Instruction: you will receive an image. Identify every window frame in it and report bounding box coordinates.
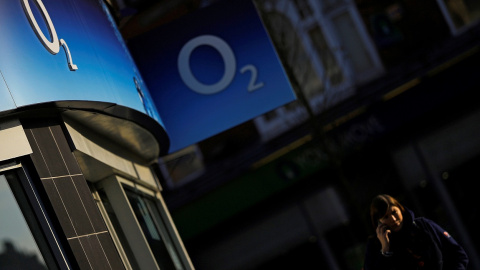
[94,175,193,270]
[0,161,72,270]
[253,0,383,142]
[123,186,185,270]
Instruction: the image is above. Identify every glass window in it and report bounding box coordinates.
[97,189,140,270]
[331,12,374,74]
[94,176,192,270]
[308,25,344,86]
[0,174,47,270]
[125,188,184,270]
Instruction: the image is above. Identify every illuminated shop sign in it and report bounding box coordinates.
[0,0,162,126]
[129,0,296,153]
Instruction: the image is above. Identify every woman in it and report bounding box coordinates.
[363,194,468,269]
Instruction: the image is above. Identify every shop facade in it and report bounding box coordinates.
[0,0,193,269]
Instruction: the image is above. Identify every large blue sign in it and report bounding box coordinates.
[129,0,296,153]
[0,0,161,125]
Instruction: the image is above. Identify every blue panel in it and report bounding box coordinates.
[0,0,162,126]
[129,0,296,153]
[0,70,16,111]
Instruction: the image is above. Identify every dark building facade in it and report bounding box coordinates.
[107,0,480,269]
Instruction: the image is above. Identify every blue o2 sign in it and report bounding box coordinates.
[0,0,162,126]
[129,0,296,153]
[178,35,264,95]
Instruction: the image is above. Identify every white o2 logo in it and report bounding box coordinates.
[178,35,264,95]
[21,0,78,71]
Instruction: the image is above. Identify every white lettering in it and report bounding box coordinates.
[178,35,236,95]
[22,0,77,71]
[178,35,264,95]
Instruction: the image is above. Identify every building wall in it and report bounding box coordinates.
[23,118,125,269]
[0,113,193,270]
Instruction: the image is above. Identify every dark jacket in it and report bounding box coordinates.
[364,208,468,270]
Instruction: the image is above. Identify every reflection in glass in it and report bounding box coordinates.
[332,12,374,75]
[0,175,47,270]
[308,25,344,86]
[125,189,184,270]
[98,189,140,270]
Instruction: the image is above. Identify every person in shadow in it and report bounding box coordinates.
[363,194,468,269]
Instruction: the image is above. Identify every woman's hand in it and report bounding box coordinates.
[376,222,391,253]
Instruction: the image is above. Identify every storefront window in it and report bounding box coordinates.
[0,174,47,269]
[125,189,184,270]
[97,189,140,270]
[94,175,192,270]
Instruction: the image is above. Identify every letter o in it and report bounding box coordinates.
[22,0,60,54]
[178,35,236,95]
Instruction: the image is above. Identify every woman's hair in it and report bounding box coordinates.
[370,194,405,228]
